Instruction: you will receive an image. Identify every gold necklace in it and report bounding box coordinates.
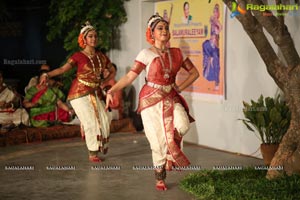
[153,46,172,80]
[86,52,103,80]
[83,49,95,56]
[153,45,166,53]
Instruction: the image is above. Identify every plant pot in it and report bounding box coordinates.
[260,143,279,166]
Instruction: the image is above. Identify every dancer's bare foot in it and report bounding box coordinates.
[89,155,101,163]
[156,180,167,191]
[155,166,167,190]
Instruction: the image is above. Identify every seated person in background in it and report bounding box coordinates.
[102,63,123,120]
[25,64,50,94]
[25,64,64,94]
[0,71,30,129]
[23,71,74,127]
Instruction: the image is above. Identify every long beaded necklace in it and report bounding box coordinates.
[85,51,103,80]
[153,46,172,80]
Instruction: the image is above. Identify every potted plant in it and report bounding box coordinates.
[239,94,291,165]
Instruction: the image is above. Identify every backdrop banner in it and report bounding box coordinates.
[155,0,225,102]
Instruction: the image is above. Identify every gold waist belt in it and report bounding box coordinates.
[78,78,100,88]
[147,82,175,93]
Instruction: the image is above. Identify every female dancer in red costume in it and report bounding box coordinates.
[40,22,114,162]
[106,14,199,190]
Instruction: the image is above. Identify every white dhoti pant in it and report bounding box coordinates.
[141,102,190,167]
[70,93,111,152]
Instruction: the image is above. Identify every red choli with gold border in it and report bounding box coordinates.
[67,51,112,100]
[132,48,194,113]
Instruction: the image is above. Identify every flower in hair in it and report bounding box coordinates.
[78,33,85,48]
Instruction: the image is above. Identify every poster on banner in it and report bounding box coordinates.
[155,0,225,102]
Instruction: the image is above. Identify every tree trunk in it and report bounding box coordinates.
[267,64,300,179]
[222,0,300,179]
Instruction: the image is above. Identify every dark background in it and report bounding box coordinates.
[0,0,67,96]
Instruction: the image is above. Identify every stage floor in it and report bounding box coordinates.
[0,132,263,200]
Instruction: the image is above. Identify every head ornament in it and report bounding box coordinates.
[80,21,95,36]
[147,13,168,30]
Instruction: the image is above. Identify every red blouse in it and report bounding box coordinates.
[132,48,195,112]
[67,51,112,100]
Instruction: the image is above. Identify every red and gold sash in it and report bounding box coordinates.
[139,85,192,168]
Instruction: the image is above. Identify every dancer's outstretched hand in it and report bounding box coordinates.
[105,92,113,112]
[39,73,48,86]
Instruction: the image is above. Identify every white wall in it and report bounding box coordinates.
[110,0,154,109]
[110,0,300,158]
